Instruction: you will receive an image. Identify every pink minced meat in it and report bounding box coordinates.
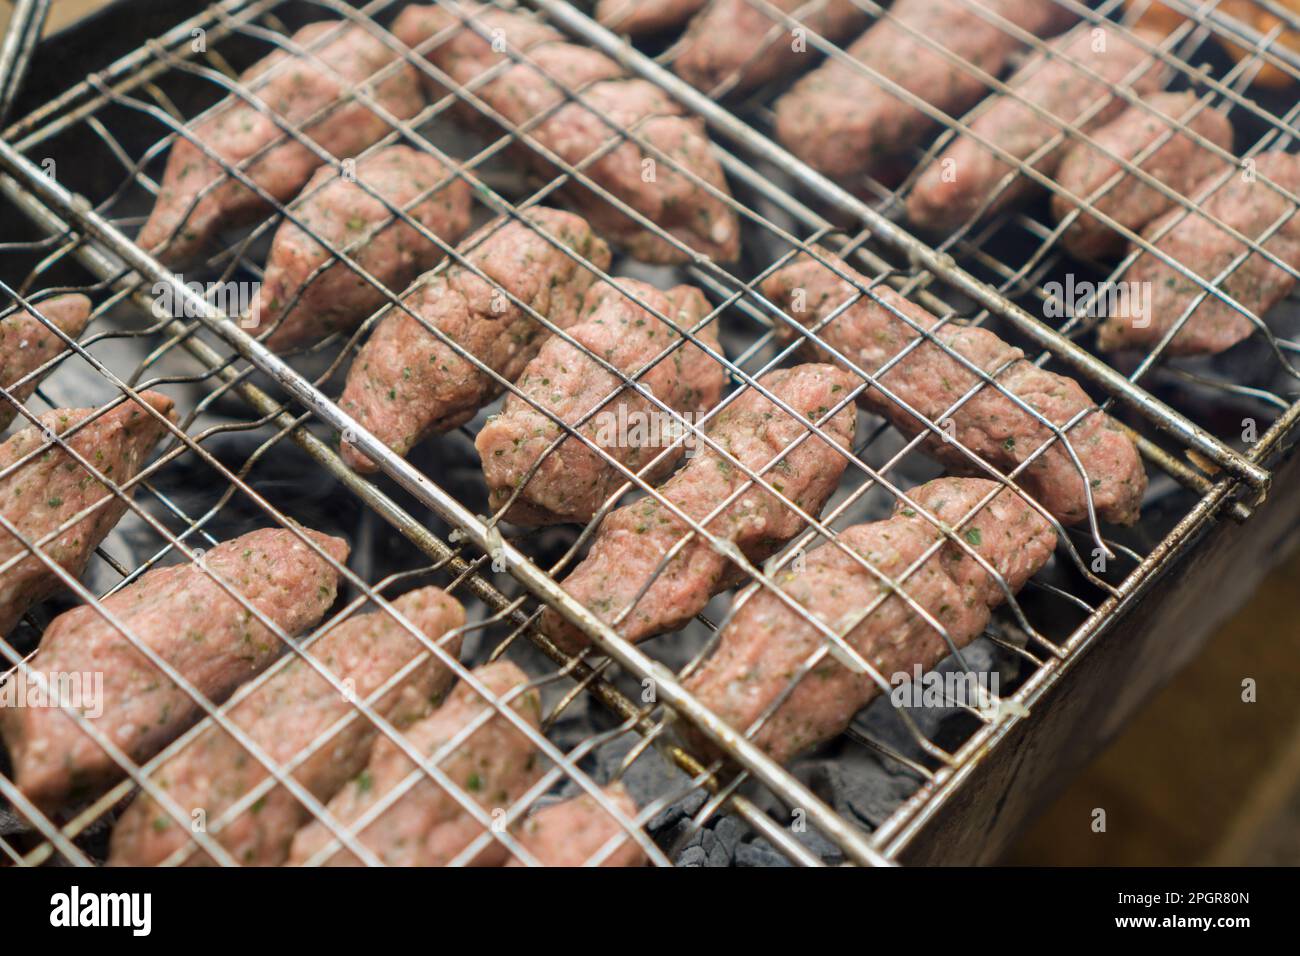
[0,294,93,430]
[108,586,465,866]
[393,3,740,264]
[287,660,543,867]
[908,25,1166,232]
[339,208,612,472]
[1,526,349,810]
[505,783,646,867]
[246,145,472,352]
[137,21,424,263]
[595,0,707,35]
[683,477,1056,764]
[0,391,176,637]
[674,1,869,96]
[1051,91,1234,260]
[775,0,1077,178]
[1099,150,1300,356]
[476,278,726,526]
[761,250,1146,526]
[541,363,858,652]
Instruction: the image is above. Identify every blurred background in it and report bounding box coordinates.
[1009,550,1300,866]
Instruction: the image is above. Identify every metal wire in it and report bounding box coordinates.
[0,0,1295,867]
[0,0,51,126]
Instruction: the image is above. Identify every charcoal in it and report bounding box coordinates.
[616,738,708,835]
[855,637,1012,762]
[795,756,920,830]
[712,815,746,857]
[660,802,751,867]
[789,821,844,865]
[675,824,731,867]
[736,838,793,868]
[655,815,695,854]
[646,789,708,835]
[676,844,709,867]
[0,806,24,837]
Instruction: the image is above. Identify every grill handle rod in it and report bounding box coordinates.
[0,0,51,126]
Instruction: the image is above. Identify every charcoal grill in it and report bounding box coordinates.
[0,0,1296,867]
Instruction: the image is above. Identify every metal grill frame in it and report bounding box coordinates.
[0,0,1295,867]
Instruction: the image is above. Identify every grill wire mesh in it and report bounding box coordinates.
[0,0,1295,866]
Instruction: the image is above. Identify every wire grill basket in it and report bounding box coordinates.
[0,0,1296,866]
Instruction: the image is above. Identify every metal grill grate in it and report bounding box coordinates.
[0,0,1296,866]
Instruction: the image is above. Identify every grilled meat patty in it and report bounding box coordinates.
[393,3,740,264]
[596,0,707,35]
[673,0,869,95]
[247,145,473,352]
[1051,91,1235,260]
[138,20,424,263]
[287,660,543,867]
[908,25,1166,231]
[775,0,1076,179]
[683,477,1056,764]
[762,250,1146,526]
[541,363,858,652]
[1099,150,1300,356]
[339,208,611,472]
[476,279,726,526]
[505,783,646,866]
[108,586,465,867]
[0,391,176,638]
[1,526,349,810]
[0,294,93,431]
